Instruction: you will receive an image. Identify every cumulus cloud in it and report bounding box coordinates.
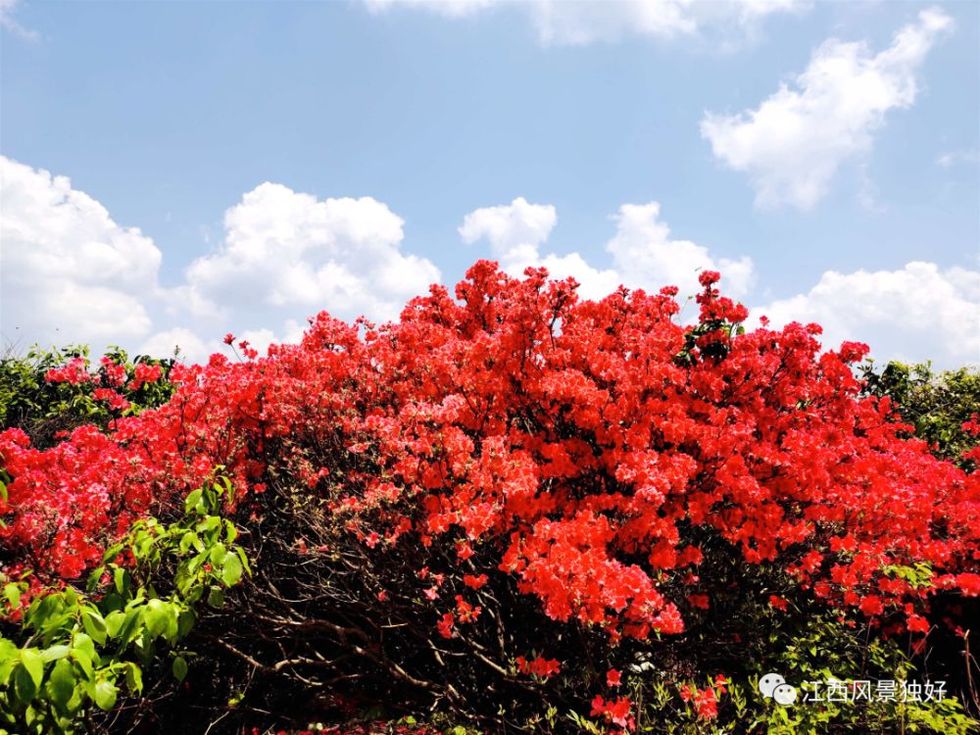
[183,182,440,327]
[139,327,214,364]
[1,157,440,360]
[460,197,753,300]
[606,202,754,297]
[755,262,980,366]
[0,156,162,350]
[701,8,953,209]
[364,0,806,46]
[459,197,557,266]
[4,154,975,369]
[0,0,38,40]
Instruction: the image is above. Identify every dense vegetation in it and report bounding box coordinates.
[0,262,977,734]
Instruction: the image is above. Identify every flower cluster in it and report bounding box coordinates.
[2,260,977,654]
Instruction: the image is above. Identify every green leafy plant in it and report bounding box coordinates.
[0,345,175,450]
[0,476,248,734]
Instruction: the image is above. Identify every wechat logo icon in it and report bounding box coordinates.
[759,672,798,706]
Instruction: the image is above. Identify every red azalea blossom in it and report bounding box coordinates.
[591,694,634,729]
[859,594,885,617]
[687,593,710,609]
[769,595,789,611]
[0,261,976,665]
[907,614,930,633]
[516,655,560,678]
[463,573,488,589]
[44,357,92,385]
[92,388,130,412]
[436,612,455,639]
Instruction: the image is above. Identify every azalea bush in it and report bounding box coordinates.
[0,345,175,450]
[0,261,978,733]
[861,361,980,471]
[0,475,246,734]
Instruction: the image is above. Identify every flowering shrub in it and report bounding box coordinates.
[0,346,174,450]
[0,476,246,734]
[0,261,977,732]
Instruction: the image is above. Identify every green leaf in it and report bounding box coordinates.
[93,679,117,711]
[47,658,75,708]
[177,608,196,638]
[40,644,70,663]
[172,655,188,682]
[3,583,21,610]
[113,567,127,595]
[236,547,252,576]
[71,647,93,678]
[179,531,202,554]
[81,609,107,645]
[123,662,143,694]
[143,599,170,638]
[114,609,142,646]
[0,638,19,681]
[71,633,97,669]
[19,648,44,689]
[13,662,37,703]
[86,565,106,592]
[104,610,126,639]
[221,554,243,587]
[219,475,234,504]
[209,542,227,567]
[184,488,203,515]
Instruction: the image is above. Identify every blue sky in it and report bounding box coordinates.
[1,0,978,365]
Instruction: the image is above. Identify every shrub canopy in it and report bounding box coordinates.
[1,262,978,731]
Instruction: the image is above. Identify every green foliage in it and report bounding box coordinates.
[0,345,175,449]
[557,602,978,734]
[0,477,248,734]
[629,611,980,735]
[861,361,980,470]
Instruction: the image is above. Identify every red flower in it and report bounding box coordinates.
[687,593,710,610]
[436,612,455,639]
[907,614,930,633]
[769,595,788,611]
[606,668,622,687]
[0,260,974,691]
[698,270,721,287]
[591,695,633,729]
[859,595,885,617]
[956,573,980,597]
[516,656,560,679]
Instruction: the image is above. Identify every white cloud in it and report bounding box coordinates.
[606,202,754,297]
[183,182,440,327]
[0,0,38,41]
[139,327,214,363]
[365,0,497,18]
[0,156,161,350]
[365,0,806,46]
[755,261,980,366]
[1,157,440,360]
[459,197,753,300]
[936,148,980,168]
[4,155,975,370]
[459,196,557,266]
[701,8,953,209]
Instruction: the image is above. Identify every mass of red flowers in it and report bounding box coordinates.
[1,261,978,663]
